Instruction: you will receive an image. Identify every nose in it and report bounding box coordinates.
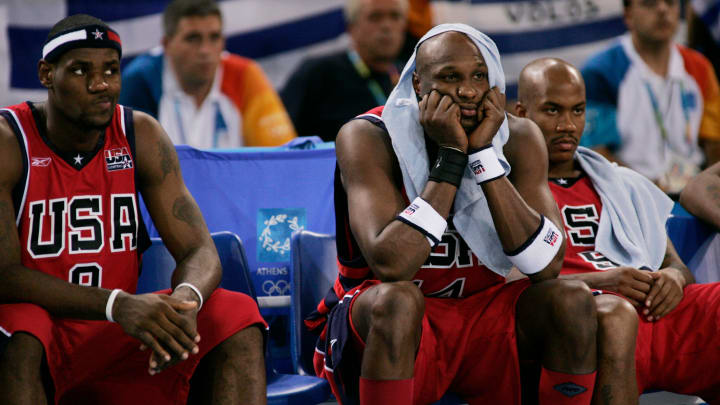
[457,82,478,101]
[87,72,108,93]
[556,112,577,133]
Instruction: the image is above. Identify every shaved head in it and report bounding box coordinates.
[415,31,481,77]
[515,58,587,173]
[517,58,584,108]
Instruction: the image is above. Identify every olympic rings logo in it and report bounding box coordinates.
[262,279,290,295]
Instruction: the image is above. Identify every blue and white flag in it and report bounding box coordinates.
[0,0,626,104]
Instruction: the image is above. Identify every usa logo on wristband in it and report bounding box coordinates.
[404,203,419,215]
[543,229,559,246]
[470,160,486,175]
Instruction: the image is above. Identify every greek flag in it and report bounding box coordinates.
[0,0,626,105]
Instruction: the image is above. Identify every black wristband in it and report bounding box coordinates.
[428,147,468,188]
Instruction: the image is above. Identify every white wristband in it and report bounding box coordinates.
[175,282,204,310]
[396,197,447,248]
[468,145,505,184]
[506,216,563,275]
[106,288,122,322]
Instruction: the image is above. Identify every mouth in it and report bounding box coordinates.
[459,105,478,118]
[552,137,577,151]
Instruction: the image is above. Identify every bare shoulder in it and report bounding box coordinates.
[335,118,398,180]
[504,114,548,165]
[0,114,22,188]
[132,110,180,187]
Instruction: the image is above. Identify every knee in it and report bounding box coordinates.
[1,333,44,374]
[369,281,424,337]
[596,296,638,354]
[545,280,597,335]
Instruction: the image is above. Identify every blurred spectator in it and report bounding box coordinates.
[580,0,720,194]
[120,0,296,148]
[280,0,409,142]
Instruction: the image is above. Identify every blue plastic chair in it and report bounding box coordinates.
[138,231,330,405]
[290,230,337,376]
[290,230,465,404]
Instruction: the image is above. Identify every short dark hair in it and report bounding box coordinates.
[163,0,222,37]
[623,0,630,8]
[47,14,109,42]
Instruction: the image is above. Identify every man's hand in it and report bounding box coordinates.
[468,87,506,149]
[112,292,200,374]
[600,266,654,307]
[418,90,468,152]
[643,267,686,321]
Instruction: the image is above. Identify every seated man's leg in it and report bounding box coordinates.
[188,324,266,405]
[351,281,424,405]
[516,279,597,405]
[187,289,267,405]
[593,294,639,405]
[0,332,50,405]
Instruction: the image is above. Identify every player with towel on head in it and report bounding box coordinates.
[307,23,600,405]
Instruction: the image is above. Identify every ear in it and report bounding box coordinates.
[514,101,528,117]
[412,71,421,98]
[38,60,53,89]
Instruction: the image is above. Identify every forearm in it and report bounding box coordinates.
[560,271,612,290]
[170,241,221,306]
[365,180,458,282]
[481,177,541,250]
[0,264,111,319]
[679,171,720,230]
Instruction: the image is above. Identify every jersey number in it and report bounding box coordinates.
[69,263,103,287]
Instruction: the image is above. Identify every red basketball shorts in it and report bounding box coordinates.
[0,288,266,404]
[314,279,531,405]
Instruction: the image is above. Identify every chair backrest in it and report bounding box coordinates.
[137,231,257,300]
[290,230,337,375]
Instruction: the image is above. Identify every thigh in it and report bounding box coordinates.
[646,283,720,398]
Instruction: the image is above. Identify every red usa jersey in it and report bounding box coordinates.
[1,102,146,293]
[549,175,619,275]
[307,106,505,331]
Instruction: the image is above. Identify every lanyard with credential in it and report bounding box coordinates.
[643,80,692,146]
[347,49,397,106]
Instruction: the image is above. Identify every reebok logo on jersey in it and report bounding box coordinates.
[404,203,419,215]
[105,147,133,172]
[31,157,51,167]
[553,382,587,397]
[470,160,485,175]
[543,229,559,247]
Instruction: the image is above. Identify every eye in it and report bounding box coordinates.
[443,73,458,81]
[573,107,585,115]
[72,67,85,76]
[545,107,558,115]
[474,72,487,80]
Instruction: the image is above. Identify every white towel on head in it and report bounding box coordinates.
[382,23,514,276]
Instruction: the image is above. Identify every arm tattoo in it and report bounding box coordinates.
[708,184,720,209]
[158,140,179,181]
[172,195,202,227]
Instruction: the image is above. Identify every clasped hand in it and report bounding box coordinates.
[418,87,506,152]
[604,266,686,321]
[113,291,200,375]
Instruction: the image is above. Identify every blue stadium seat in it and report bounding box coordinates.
[138,231,331,405]
[290,230,464,404]
[290,230,337,376]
